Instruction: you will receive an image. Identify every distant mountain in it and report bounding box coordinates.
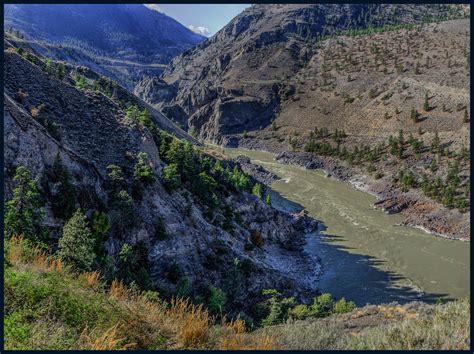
[135,4,468,139]
[4,4,205,89]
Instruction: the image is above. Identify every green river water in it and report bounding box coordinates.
[219,146,470,305]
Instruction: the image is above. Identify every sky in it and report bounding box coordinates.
[145,4,251,37]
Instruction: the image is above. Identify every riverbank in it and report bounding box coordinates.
[213,144,469,302]
[219,137,469,241]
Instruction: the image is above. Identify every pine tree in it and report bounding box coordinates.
[56,62,65,80]
[463,109,469,123]
[58,209,95,271]
[431,132,440,154]
[397,129,405,159]
[271,120,278,131]
[411,107,419,122]
[5,166,46,243]
[423,92,430,111]
[51,153,76,220]
[133,152,155,186]
[163,164,181,192]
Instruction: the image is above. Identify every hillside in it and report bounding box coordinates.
[4,4,205,89]
[4,37,324,326]
[5,236,469,350]
[136,4,468,137]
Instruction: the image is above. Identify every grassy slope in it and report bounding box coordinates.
[4,236,470,350]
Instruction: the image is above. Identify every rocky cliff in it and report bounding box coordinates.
[4,40,321,318]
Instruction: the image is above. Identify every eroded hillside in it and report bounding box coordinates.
[4,39,321,322]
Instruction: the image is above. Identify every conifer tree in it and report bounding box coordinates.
[5,166,46,243]
[58,209,95,271]
[51,153,76,220]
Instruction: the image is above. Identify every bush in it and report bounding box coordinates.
[206,286,227,315]
[165,263,181,284]
[117,241,153,290]
[333,298,356,314]
[133,152,155,186]
[252,183,262,198]
[261,289,295,327]
[192,172,218,207]
[288,304,312,320]
[311,293,335,317]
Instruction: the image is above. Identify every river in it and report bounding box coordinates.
[218,146,470,305]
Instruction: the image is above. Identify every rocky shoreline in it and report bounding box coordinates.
[226,139,470,241]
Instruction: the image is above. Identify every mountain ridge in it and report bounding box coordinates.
[4,4,205,89]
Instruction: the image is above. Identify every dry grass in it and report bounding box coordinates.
[109,279,128,300]
[6,235,23,265]
[79,323,136,350]
[8,235,63,273]
[166,298,211,348]
[82,271,101,288]
[218,319,276,350]
[5,237,279,350]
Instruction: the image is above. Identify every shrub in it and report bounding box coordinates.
[333,298,356,314]
[244,243,255,252]
[117,242,153,290]
[75,75,87,89]
[252,183,262,198]
[176,278,191,298]
[311,293,335,317]
[266,193,271,206]
[90,211,111,236]
[288,304,312,320]
[222,204,234,234]
[206,286,227,315]
[165,263,182,284]
[133,152,155,186]
[261,289,295,327]
[192,172,218,207]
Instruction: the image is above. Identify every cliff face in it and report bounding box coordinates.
[4,43,320,316]
[135,4,467,140]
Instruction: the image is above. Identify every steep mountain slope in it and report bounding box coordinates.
[4,4,205,89]
[4,39,320,320]
[136,4,468,138]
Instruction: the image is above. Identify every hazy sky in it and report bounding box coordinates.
[145,4,251,36]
